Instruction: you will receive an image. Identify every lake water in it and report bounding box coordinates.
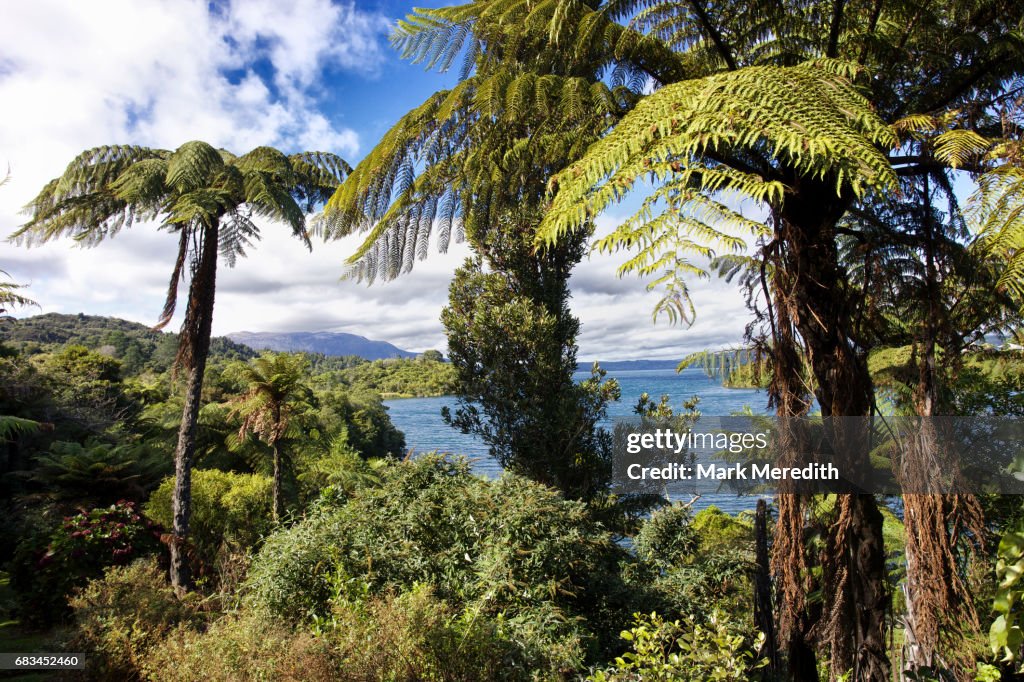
[384,367,771,515]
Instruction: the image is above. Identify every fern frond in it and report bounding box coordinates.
[165,141,226,193]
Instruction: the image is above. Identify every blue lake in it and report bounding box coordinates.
[384,367,771,515]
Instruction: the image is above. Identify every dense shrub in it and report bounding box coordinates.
[69,558,204,680]
[246,455,637,661]
[144,583,582,682]
[691,506,754,553]
[321,584,582,681]
[630,502,754,622]
[145,469,272,582]
[10,500,163,624]
[587,611,766,681]
[633,502,700,567]
[143,613,340,682]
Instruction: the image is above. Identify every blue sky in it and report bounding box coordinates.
[0,0,750,360]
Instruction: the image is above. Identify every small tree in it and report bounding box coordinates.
[13,142,349,590]
[441,213,620,500]
[226,353,315,521]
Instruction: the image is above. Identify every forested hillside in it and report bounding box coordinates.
[4,313,255,375]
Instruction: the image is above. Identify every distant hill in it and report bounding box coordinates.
[1,312,255,374]
[579,359,682,371]
[227,331,416,360]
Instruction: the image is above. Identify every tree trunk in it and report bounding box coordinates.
[272,442,282,523]
[900,179,983,678]
[778,179,889,681]
[754,499,781,677]
[169,223,219,594]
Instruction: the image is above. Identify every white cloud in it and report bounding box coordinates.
[0,1,753,360]
[0,0,388,333]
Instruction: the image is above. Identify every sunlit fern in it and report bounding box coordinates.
[536,62,899,322]
[11,142,349,328]
[320,0,689,282]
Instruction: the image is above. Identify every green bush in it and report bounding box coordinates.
[143,613,341,682]
[10,500,164,625]
[633,503,700,567]
[630,503,755,622]
[321,584,579,681]
[691,506,754,553]
[246,455,635,663]
[148,582,581,681]
[587,611,766,681]
[69,558,204,680]
[146,469,272,581]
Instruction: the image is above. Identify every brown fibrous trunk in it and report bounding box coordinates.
[169,222,219,594]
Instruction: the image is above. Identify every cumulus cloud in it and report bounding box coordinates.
[0,1,753,360]
[0,0,386,325]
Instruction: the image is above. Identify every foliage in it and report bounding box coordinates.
[245,455,636,659]
[143,612,341,682]
[226,353,315,448]
[146,469,273,580]
[587,611,766,681]
[631,503,755,623]
[538,63,897,323]
[10,500,163,624]
[441,232,621,499]
[24,438,169,505]
[315,583,583,681]
[14,141,350,590]
[297,433,383,495]
[0,269,37,315]
[633,503,700,568]
[0,415,39,442]
[311,385,405,460]
[3,312,255,374]
[225,352,316,519]
[991,525,1024,664]
[69,558,205,680]
[329,355,456,398]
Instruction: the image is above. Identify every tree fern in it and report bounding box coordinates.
[537,62,898,320]
[12,140,348,591]
[0,269,37,314]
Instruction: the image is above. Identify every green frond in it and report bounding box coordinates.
[11,145,165,247]
[679,346,755,378]
[235,146,292,176]
[537,64,895,320]
[0,415,40,441]
[165,141,225,193]
[108,158,170,218]
[540,64,897,241]
[0,269,39,313]
[970,164,1024,309]
[933,129,993,169]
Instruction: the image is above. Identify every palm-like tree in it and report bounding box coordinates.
[11,141,349,591]
[1,173,37,316]
[0,269,36,316]
[225,353,315,522]
[351,1,1019,678]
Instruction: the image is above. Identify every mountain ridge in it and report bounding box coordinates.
[227,330,416,360]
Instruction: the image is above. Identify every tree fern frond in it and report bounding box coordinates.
[539,63,897,249]
[165,141,225,193]
[933,129,993,169]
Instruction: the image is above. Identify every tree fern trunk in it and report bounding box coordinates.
[778,180,889,681]
[272,442,282,523]
[170,222,219,594]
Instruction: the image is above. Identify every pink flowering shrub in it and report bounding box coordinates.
[11,500,164,624]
